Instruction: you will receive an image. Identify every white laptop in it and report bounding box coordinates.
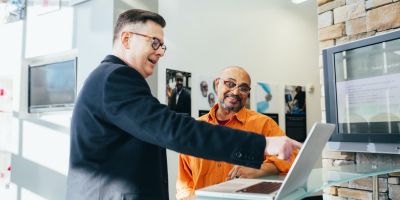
[196,122,336,200]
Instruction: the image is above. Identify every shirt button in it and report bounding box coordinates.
[235,152,242,158]
[217,163,222,167]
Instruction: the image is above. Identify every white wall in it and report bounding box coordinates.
[74,0,114,91]
[158,0,319,199]
[5,1,161,199]
[0,22,21,199]
[0,21,23,155]
[7,3,76,200]
[4,0,115,199]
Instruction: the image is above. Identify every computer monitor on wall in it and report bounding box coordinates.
[21,50,77,115]
[323,30,400,154]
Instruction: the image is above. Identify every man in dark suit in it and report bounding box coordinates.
[294,86,306,114]
[168,72,191,116]
[66,9,301,200]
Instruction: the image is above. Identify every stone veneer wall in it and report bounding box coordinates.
[317,0,400,199]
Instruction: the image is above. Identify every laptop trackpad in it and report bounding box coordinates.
[236,181,282,194]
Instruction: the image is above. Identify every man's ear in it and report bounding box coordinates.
[121,32,131,49]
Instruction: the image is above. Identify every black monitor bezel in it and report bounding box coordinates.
[28,57,77,113]
[323,30,400,144]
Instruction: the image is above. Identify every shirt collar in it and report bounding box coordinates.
[208,104,247,124]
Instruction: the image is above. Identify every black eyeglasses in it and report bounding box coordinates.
[218,78,251,94]
[128,32,167,52]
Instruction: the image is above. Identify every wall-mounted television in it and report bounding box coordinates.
[323,30,400,154]
[23,51,77,114]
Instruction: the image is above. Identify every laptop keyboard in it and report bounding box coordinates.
[236,181,282,194]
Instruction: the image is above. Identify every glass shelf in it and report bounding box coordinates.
[196,163,400,200]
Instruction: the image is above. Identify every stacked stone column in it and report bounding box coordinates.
[317,0,400,199]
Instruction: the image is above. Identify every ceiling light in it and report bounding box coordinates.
[292,0,309,4]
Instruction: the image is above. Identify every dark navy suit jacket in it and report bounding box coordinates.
[168,87,191,116]
[66,55,266,200]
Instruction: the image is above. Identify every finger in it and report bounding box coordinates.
[277,152,285,160]
[232,170,240,179]
[235,167,242,178]
[278,143,291,160]
[229,166,238,180]
[284,144,292,160]
[234,171,240,179]
[228,166,237,178]
[289,138,303,149]
[227,169,233,178]
[277,141,285,160]
[230,172,236,180]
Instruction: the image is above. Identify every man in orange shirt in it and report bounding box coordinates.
[176,66,298,200]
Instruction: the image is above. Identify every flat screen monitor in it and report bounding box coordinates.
[28,58,77,113]
[323,30,400,154]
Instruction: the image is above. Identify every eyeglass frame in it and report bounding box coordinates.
[217,78,251,94]
[128,32,167,52]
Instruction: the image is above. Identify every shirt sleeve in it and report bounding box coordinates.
[262,118,298,173]
[176,154,195,200]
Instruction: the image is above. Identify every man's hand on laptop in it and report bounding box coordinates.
[227,165,261,180]
[264,136,302,160]
[226,163,278,180]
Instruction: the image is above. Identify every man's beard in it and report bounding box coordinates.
[220,93,243,112]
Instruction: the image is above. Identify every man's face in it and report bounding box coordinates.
[208,93,215,107]
[200,81,208,97]
[216,68,251,112]
[175,76,183,91]
[295,86,302,93]
[124,21,165,78]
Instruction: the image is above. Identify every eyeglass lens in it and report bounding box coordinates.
[224,80,250,93]
[151,38,166,51]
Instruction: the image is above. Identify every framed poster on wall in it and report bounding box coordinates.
[255,82,280,114]
[166,69,192,116]
[285,85,306,142]
[198,75,218,113]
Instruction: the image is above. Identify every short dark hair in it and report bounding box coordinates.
[113,9,166,43]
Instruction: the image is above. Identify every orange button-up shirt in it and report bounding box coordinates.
[176,105,298,199]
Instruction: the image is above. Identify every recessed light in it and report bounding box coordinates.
[292,0,309,4]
